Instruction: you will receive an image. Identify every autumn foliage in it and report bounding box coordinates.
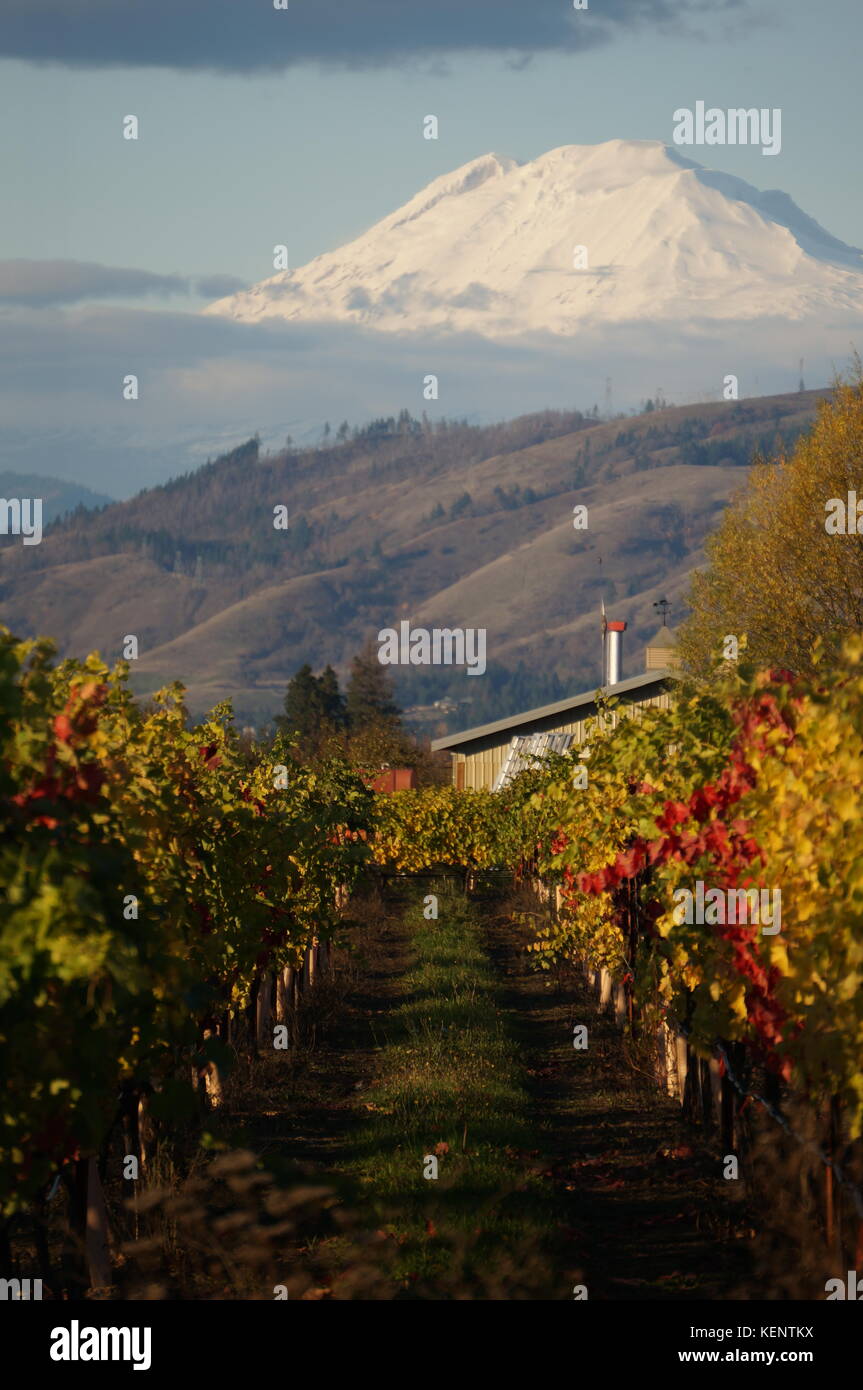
[0,630,375,1213]
[534,642,863,1134]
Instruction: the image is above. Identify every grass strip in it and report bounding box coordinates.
[347,888,555,1293]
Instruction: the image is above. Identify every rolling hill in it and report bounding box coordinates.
[0,471,114,525]
[0,389,829,730]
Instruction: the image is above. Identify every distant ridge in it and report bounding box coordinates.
[0,471,114,526]
[0,390,829,727]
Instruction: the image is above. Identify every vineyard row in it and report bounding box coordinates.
[3,627,863,1266]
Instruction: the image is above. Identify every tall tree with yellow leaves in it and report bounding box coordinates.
[678,369,863,678]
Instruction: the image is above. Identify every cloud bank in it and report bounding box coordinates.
[0,299,853,499]
[0,260,247,307]
[0,0,747,73]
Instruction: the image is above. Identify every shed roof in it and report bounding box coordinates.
[431,667,676,752]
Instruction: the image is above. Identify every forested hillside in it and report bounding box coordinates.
[0,471,113,526]
[0,390,828,727]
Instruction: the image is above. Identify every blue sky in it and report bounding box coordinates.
[3,1,861,295]
[1,0,861,493]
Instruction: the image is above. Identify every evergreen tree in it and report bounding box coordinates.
[318,664,346,728]
[277,664,324,750]
[346,640,401,729]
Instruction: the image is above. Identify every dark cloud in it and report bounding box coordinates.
[0,0,748,73]
[0,260,246,306]
[194,273,249,300]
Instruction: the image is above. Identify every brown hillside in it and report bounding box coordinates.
[0,391,830,724]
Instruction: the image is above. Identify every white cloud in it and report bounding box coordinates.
[0,300,855,498]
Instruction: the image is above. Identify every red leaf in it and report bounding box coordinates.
[53,714,73,743]
[656,800,690,831]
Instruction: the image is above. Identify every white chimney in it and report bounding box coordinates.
[606,620,626,685]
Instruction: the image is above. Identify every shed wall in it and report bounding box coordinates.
[451,689,673,790]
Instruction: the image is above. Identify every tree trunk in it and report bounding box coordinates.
[613,980,626,1030]
[138,1093,155,1171]
[304,941,320,990]
[84,1157,112,1291]
[62,1159,90,1298]
[120,1083,141,1173]
[824,1096,841,1254]
[682,1043,699,1122]
[720,1067,736,1152]
[699,1058,714,1134]
[708,1057,722,1130]
[256,972,274,1048]
[276,965,292,1023]
[32,1195,54,1289]
[203,1062,223,1107]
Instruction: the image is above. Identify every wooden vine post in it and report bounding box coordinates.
[276,965,296,1024]
[824,1094,842,1255]
[256,972,274,1048]
[85,1157,112,1291]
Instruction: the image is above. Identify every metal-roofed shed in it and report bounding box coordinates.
[491,731,575,791]
[432,668,676,791]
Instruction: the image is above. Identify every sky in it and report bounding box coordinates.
[1,0,861,495]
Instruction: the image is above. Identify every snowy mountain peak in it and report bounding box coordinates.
[384,151,520,232]
[205,139,863,337]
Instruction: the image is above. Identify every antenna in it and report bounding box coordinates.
[653,596,671,627]
[798,357,805,393]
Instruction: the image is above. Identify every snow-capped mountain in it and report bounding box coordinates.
[205,139,863,337]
